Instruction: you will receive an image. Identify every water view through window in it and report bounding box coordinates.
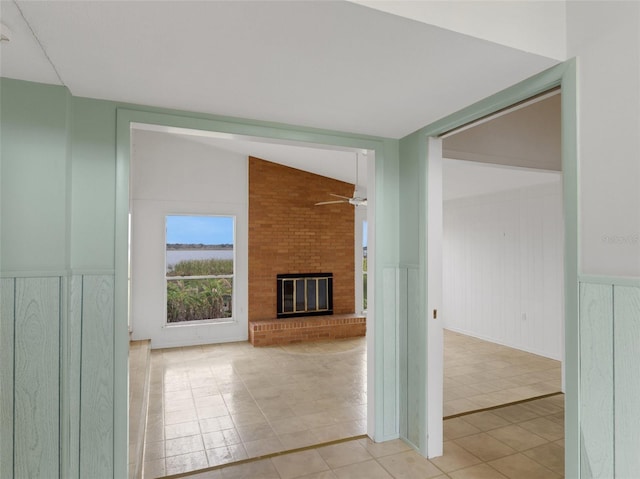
[165,215,234,323]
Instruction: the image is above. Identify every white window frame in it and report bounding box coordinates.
[165,214,236,326]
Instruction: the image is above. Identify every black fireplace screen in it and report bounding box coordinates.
[277,273,333,318]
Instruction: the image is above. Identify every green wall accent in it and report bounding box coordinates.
[0,276,63,478]
[1,77,403,478]
[579,282,614,477]
[14,277,61,478]
[80,275,115,477]
[1,79,71,273]
[397,131,427,452]
[398,132,423,267]
[71,98,117,271]
[1,278,15,479]
[613,284,640,477]
[578,280,640,478]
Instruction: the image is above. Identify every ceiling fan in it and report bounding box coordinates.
[315,152,367,207]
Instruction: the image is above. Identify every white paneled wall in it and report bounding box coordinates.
[130,129,249,348]
[443,180,563,360]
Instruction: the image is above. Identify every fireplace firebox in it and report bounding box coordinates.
[277,273,333,318]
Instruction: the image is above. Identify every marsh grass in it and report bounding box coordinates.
[167,258,233,276]
[167,258,233,322]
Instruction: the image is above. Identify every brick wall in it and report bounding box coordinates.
[249,156,355,321]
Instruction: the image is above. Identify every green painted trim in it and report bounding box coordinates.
[579,275,640,287]
[398,131,427,452]
[114,111,131,479]
[561,59,580,479]
[119,108,385,151]
[414,62,566,138]
[61,85,75,479]
[404,60,579,476]
[115,106,397,474]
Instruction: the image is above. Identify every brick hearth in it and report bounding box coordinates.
[249,314,366,346]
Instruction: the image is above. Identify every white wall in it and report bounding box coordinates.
[443,180,564,360]
[130,129,248,348]
[352,0,566,60]
[567,1,640,277]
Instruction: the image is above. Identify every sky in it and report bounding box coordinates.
[363,220,368,247]
[166,215,366,246]
[166,215,234,244]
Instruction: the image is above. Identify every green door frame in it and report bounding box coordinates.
[400,60,579,477]
[114,109,399,478]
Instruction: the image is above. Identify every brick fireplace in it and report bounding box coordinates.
[248,157,365,346]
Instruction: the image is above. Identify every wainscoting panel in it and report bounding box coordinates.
[579,282,614,478]
[578,279,640,479]
[398,268,408,442]
[614,284,640,478]
[66,275,83,479]
[406,266,422,448]
[80,275,115,478]
[1,278,15,479]
[13,277,61,478]
[381,267,399,439]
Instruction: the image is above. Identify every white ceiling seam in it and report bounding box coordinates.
[0,0,61,84]
[12,0,64,85]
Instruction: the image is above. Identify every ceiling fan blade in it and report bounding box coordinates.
[315,200,348,206]
[329,193,352,200]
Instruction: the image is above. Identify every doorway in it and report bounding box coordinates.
[426,90,565,453]
[124,121,377,477]
[398,61,578,477]
[441,91,565,417]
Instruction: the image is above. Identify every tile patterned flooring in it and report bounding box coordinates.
[443,331,561,417]
[170,394,565,479]
[138,330,562,478]
[142,338,367,478]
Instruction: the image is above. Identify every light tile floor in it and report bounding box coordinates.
[443,331,561,417]
[179,394,565,479]
[130,340,151,478]
[141,338,367,478]
[138,330,562,478]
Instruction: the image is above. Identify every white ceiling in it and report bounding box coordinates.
[2,0,563,198]
[0,0,558,139]
[133,122,561,201]
[443,93,562,171]
[443,158,561,202]
[352,1,567,60]
[133,123,368,189]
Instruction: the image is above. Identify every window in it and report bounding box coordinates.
[165,215,235,323]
